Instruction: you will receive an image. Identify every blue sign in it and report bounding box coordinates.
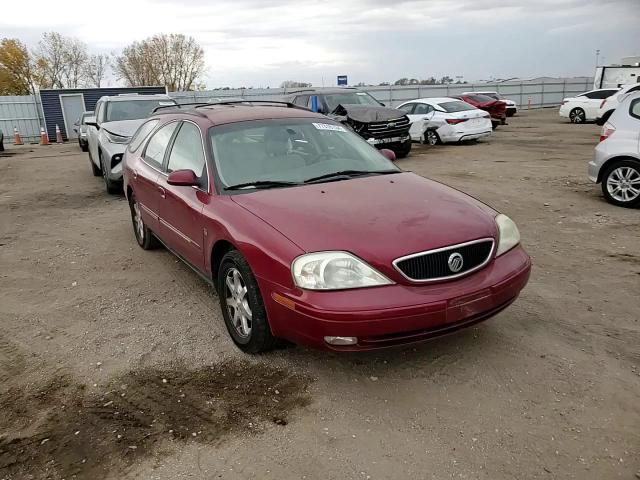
[337,75,348,86]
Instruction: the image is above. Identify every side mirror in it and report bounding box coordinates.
[380,148,396,162]
[167,169,199,186]
[85,116,98,128]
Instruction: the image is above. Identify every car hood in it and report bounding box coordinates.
[331,104,407,123]
[101,119,146,137]
[231,173,499,274]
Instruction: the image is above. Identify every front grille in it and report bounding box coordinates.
[359,116,411,139]
[393,239,494,282]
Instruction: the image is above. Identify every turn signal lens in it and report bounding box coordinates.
[600,123,615,142]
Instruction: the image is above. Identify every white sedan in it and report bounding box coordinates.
[559,88,619,123]
[397,97,492,145]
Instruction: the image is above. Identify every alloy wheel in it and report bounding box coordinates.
[225,268,252,338]
[570,109,585,124]
[425,130,438,145]
[607,166,640,203]
[132,200,144,242]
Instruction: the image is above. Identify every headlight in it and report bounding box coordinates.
[495,214,520,256]
[292,251,393,290]
[104,130,131,144]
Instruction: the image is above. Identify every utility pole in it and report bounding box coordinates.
[595,49,600,69]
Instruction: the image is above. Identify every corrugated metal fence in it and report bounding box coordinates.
[0,78,593,143]
[0,95,44,143]
[171,78,594,108]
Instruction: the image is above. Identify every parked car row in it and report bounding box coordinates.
[77,93,531,354]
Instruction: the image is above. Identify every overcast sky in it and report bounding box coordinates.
[2,0,639,88]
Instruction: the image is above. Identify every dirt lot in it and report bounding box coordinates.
[0,108,638,480]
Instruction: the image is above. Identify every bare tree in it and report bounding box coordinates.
[85,53,110,87]
[115,34,205,91]
[280,80,312,88]
[33,32,89,88]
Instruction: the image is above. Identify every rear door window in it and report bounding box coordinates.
[413,103,433,115]
[398,103,416,114]
[292,95,309,107]
[143,122,179,170]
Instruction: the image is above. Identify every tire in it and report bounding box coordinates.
[89,150,101,176]
[79,139,88,152]
[218,250,278,354]
[0,137,4,152]
[595,110,612,126]
[492,122,499,130]
[424,129,440,146]
[128,192,159,249]
[601,160,640,208]
[569,108,586,124]
[393,138,412,158]
[100,151,121,194]
[506,110,515,117]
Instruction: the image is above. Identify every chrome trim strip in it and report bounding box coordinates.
[138,202,158,222]
[159,218,202,250]
[392,238,495,283]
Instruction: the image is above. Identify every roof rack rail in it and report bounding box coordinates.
[151,102,209,115]
[194,100,308,110]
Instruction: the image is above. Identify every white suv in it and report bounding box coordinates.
[86,94,176,193]
[588,91,640,207]
[595,83,640,125]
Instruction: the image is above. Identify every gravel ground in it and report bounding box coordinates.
[0,108,638,479]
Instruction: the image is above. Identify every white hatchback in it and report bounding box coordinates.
[397,97,492,145]
[589,91,640,207]
[559,88,619,124]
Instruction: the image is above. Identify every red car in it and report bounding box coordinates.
[453,94,507,128]
[123,101,531,353]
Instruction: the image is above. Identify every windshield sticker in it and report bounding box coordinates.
[356,92,367,95]
[312,123,347,132]
[158,101,175,106]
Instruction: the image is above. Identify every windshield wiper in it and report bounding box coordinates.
[225,180,300,191]
[303,169,399,184]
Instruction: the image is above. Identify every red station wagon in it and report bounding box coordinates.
[123,101,531,353]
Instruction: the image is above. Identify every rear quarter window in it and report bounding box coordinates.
[630,98,640,120]
[128,119,160,153]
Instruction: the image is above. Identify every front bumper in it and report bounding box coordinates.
[366,134,411,146]
[261,245,531,351]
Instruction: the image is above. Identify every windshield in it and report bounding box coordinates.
[439,101,477,113]
[466,94,495,103]
[105,99,175,122]
[209,119,399,189]
[323,92,381,111]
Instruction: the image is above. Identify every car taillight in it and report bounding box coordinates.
[600,99,607,109]
[599,124,615,142]
[446,118,469,125]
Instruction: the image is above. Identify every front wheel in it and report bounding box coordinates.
[601,160,640,208]
[129,192,159,249]
[423,129,440,146]
[569,108,586,124]
[393,139,412,158]
[100,151,120,194]
[218,250,278,354]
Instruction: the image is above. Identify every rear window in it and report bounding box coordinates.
[439,101,477,113]
[630,98,640,120]
[466,94,495,103]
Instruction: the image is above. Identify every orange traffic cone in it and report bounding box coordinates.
[55,124,63,143]
[13,127,23,145]
[40,127,49,145]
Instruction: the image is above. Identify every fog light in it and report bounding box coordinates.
[324,336,357,346]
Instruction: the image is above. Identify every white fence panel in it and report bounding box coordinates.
[0,95,44,143]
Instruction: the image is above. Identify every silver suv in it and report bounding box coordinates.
[86,94,176,193]
[589,91,640,207]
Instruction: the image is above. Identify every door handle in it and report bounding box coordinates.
[158,186,166,199]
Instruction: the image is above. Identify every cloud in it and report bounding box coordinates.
[1,0,638,86]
